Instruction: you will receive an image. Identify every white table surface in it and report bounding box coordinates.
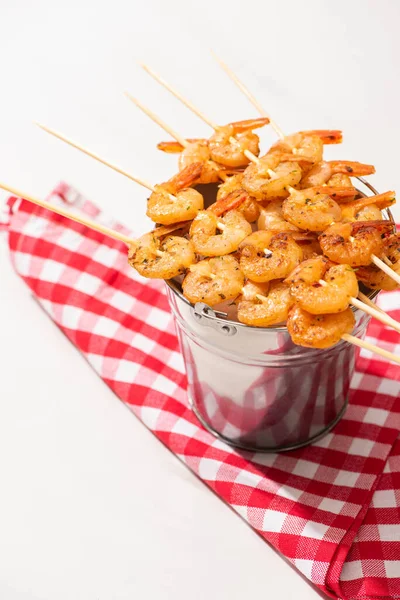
[0,1,399,598]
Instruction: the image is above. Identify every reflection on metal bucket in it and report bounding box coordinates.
[167,284,371,452]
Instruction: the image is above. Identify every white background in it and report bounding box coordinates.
[0,1,399,598]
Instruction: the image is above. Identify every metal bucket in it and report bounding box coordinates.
[165,178,392,452]
[167,282,373,451]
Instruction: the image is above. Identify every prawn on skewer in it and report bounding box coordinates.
[158,139,238,184]
[279,183,361,234]
[282,188,342,232]
[285,256,358,314]
[157,139,249,183]
[182,255,245,306]
[216,174,260,222]
[240,137,349,201]
[268,130,341,168]
[147,162,204,225]
[128,231,196,279]
[177,140,222,184]
[243,154,302,200]
[284,256,400,331]
[209,188,256,220]
[257,199,300,232]
[237,280,294,327]
[300,160,376,188]
[357,233,400,291]
[150,170,254,224]
[157,118,270,170]
[287,305,356,349]
[189,209,252,256]
[239,231,303,282]
[296,237,323,260]
[319,220,395,267]
[208,118,270,168]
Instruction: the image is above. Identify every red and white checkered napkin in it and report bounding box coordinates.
[2,183,400,599]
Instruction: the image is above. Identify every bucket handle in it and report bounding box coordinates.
[193,303,237,336]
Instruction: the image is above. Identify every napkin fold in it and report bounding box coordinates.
[3,182,400,599]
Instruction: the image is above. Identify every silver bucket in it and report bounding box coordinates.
[166,282,373,451]
[165,178,392,452]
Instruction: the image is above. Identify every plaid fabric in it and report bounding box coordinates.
[2,183,400,599]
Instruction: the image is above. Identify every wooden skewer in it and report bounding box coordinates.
[0,183,134,245]
[255,294,267,303]
[127,89,233,191]
[357,290,398,322]
[124,92,189,148]
[341,333,400,365]
[358,291,382,311]
[35,122,178,199]
[228,137,260,165]
[209,163,228,182]
[37,123,228,231]
[211,51,285,140]
[350,296,400,333]
[140,63,260,166]
[357,291,400,331]
[372,255,400,286]
[383,255,394,268]
[124,93,229,183]
[140,63,219,130]
[318,279,400,333]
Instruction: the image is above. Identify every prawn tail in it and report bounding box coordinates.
[153,221,192,238]
[312,186,357,200]
[301,130,343,144]
[350,219,395,235]
[229,117,270,133]
[329,161,376,176]
[347,191,396,211]
[157,139,207,153]
[287,232,319,242]
[169,162,203,190]
[157,140,185,153]
[366,190,396,209]
[211,189,249,217]
[278,153,314,165]
[222,167,246,175]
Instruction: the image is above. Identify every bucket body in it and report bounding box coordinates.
[166,283,372,452]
